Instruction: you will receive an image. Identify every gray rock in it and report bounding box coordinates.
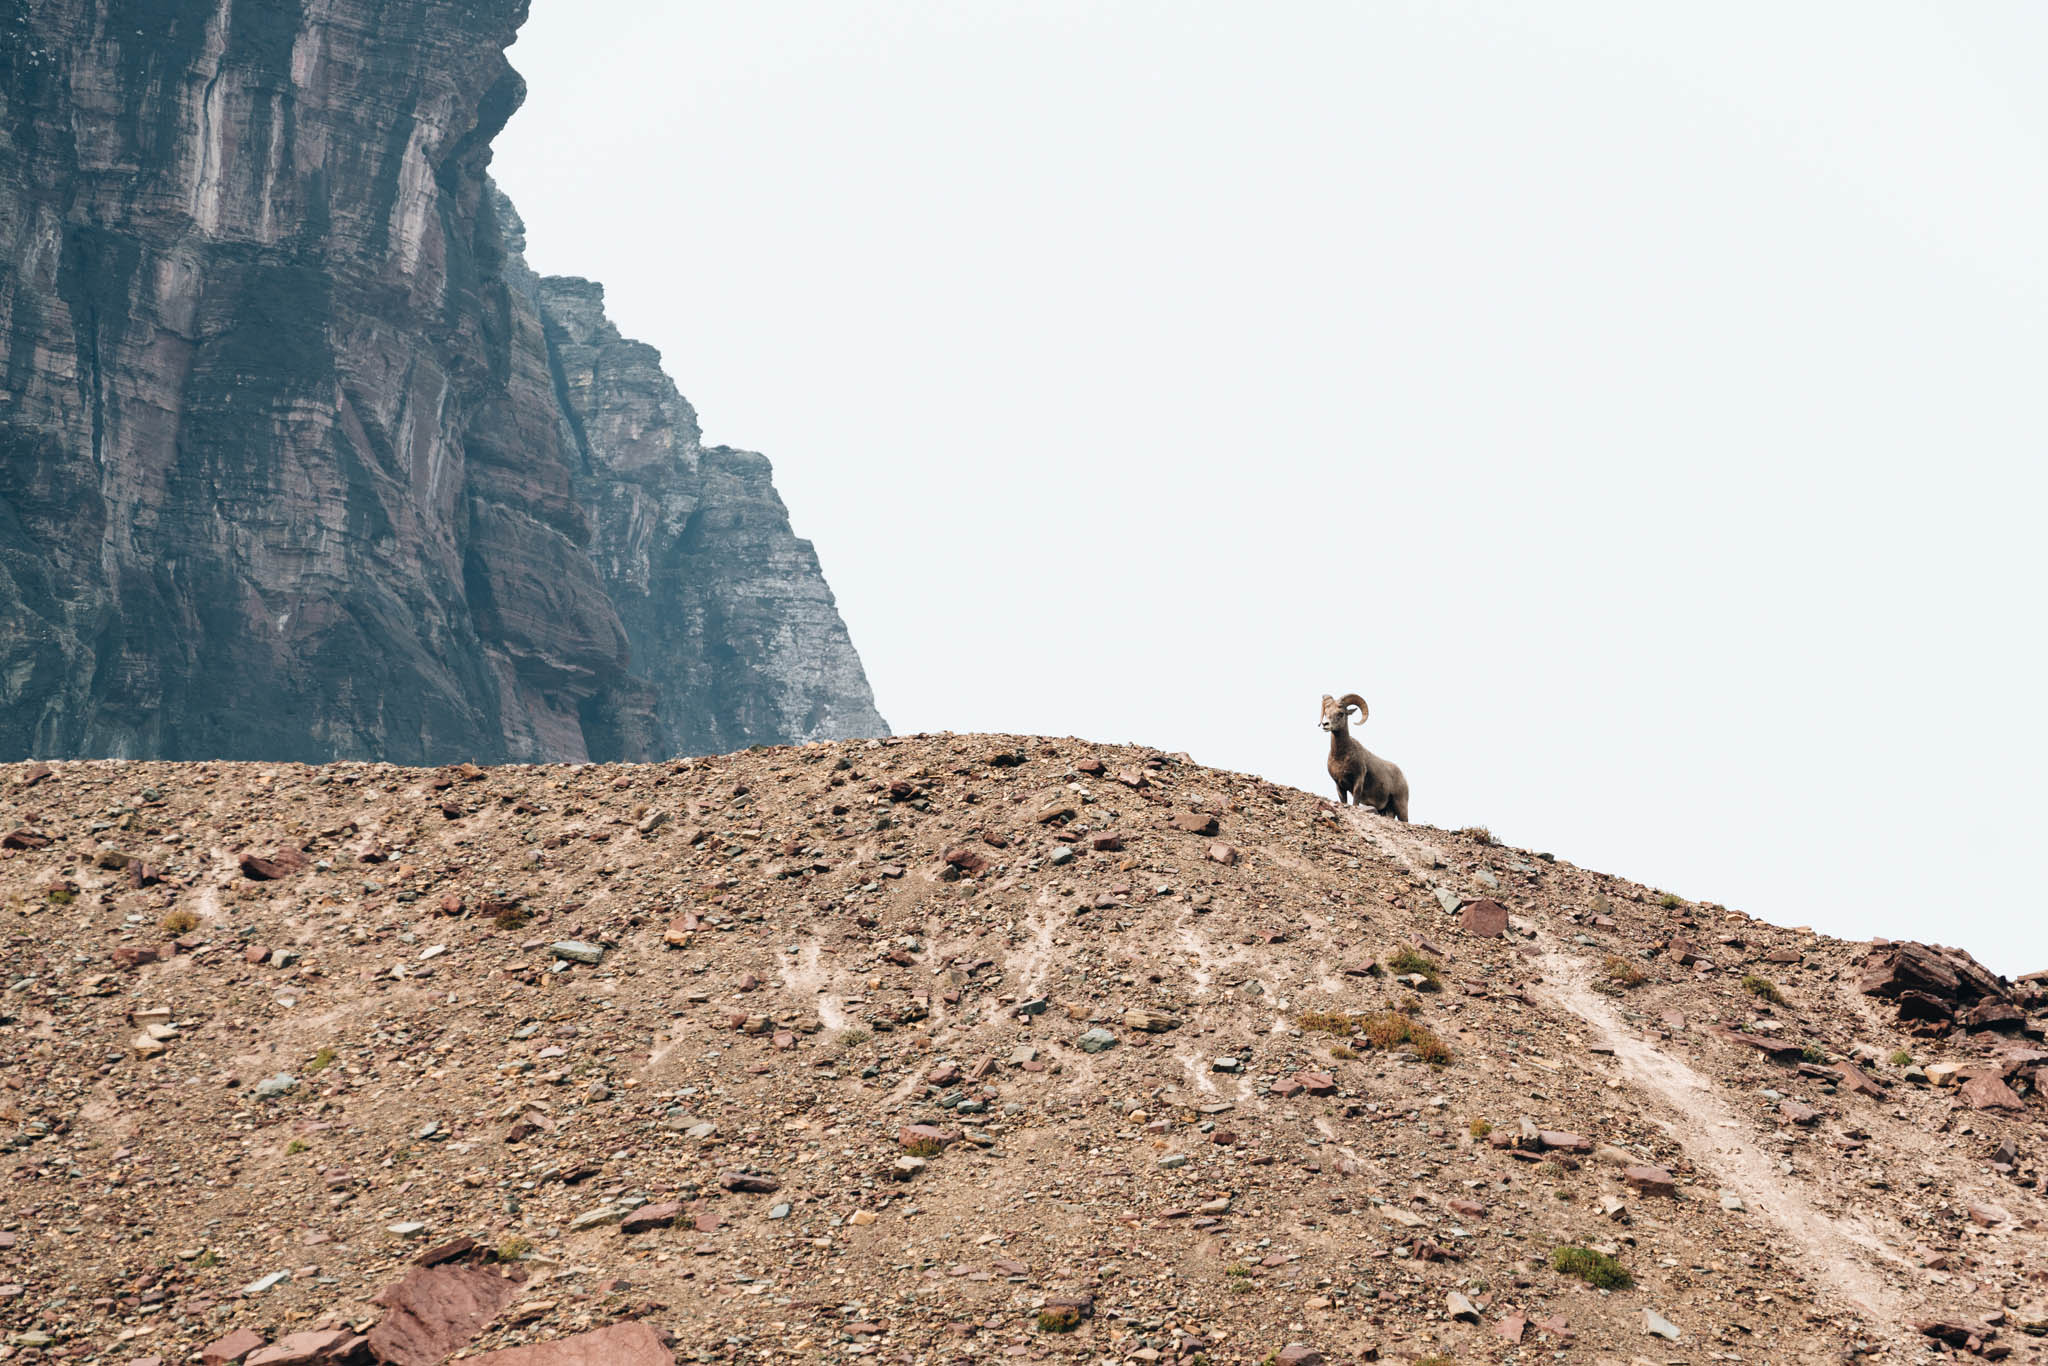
[1158,1153,1188,1169]
[1644,1309,1681,1339]
[240,1270,291,1295]
[1211,1057,1243,1074]
[0,6,886,764]
[1077,1028,1117,1054]
[1433,887,1464,914]
[550,941,605,965]
[253,1073,297,1099]
[1047,847,1076,867]
[569,1204,629,1231]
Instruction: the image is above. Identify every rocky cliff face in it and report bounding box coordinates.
[0,0,884,763]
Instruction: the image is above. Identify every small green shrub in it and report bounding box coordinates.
[193,1249,219,1269]
[1742,975,1785,1004]
[1889,1049,1914,1068]
[306,1046,338,1073]
[1469,1118,1492,1139]
[1552,1245,1632,1289]
[285,1138,307,1155]
[494,1235,532,1263]
[1459,826,1494,845]
[902,1137,945,1158]
[1297,1011,1359,1035]
[1357,1010,1453,1066]
[1385,949,1442,988]
[1799,1044,1828,1064]
[840,1027,873,1048]
[161,908,200,935]
[1036,1306,1083,1333]
[1657,892,1684,909]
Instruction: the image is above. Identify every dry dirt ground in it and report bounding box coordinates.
[0,737,2043,1365]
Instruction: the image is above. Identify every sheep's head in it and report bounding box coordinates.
[1320,693,1368,732]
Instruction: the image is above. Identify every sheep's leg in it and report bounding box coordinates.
[1333,781,1350,804]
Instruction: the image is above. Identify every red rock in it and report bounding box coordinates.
[245,945,269,964]
[1269,1078,1304,1098]
[202,1329,267,1364]
[620,1201,682,1234]
[1777,1099,1819,1126]
[1272,1346,1323,1366]
[1495,1314,1526,1343]
[461,1321,675,1366]
[365,1264,523,1366]
[718,1169,781,1193]
[941,846,988,875]
[112,944,165,970]
[1447,1199,1487,1217]
[1623,1165,1677,1197]
[1,829,51,849]
[1090,834,1123,852]
[246,1331,353,1365]
[239,848,307,881]
[1170,811,1219,836]
[898,1124,956,1151]
[414,1236,478,1267]
[16,762,51,787]
[926,1064,962,1086]
[1206,842,1238,866]
[1075,758,1105,775]
[1459,898,1510,938]
[1537,1130,1592,1153]
[1960,1074,2025,1111]
[1968,1203,2009,1227]
[1297,1070,1337,1095]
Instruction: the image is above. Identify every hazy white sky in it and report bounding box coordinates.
[494,3,2048,972]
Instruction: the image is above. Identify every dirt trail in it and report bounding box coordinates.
[1535,946,1910,1332]
[778,940,847,1030]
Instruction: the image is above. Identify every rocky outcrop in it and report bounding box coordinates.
[0,0,883,763]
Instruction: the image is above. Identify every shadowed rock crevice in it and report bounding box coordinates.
[0,0,886,763]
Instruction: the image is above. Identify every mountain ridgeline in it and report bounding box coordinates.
[0,0,886,762]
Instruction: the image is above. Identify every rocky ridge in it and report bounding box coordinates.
[0,0,884,764]
[0,741,2044,1365]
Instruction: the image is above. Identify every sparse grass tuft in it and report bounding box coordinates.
[1552,1244,1632,1289]
[1658,892,1685,909]
[902,1137,945,1158]
[1742,975,1785,1004]
[1469,1118,1492,1139]
[1328,1044,1357,1061]
[193,1249,219,1269]
[306,1046,338,1073]
[1889,1049,1915,1068]
[840,1027,873,1048]
[46,887,75,905]
[492,903,533,930]
[1799,1044,1828,1064]
[1459,826,1494,845]
[1603,955,1647,987]
[494,1235,532,1263]
[285,1138,307,1155]
[1297,1011,1359,1035]
[1385,949,1442,989]
[161,908,199,935]
[1357,1010,1453,1066]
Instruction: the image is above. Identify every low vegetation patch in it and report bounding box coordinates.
[1603,955,1648,987]
[1036,1306,1084,1333]
[1657,892,1685,909]
[1469,1118,1492,1138]
[1458,825,1494,845]
[1384,948,1442,989]
[1552,1244,1632,1289]
[160,908,199,935]
[1297,1010,1360,1035]
[1890,1049,1915,1068]
[1742,974,1785,1004]
[306,1046,338,1073]
[902,1137,945,1158]
[1358,1010,1453,1066]
[494,1235,532,1263]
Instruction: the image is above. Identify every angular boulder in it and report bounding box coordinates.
[461,1322,674,1366]
[365,1264,522,1366]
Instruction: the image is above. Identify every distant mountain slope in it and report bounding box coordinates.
[0,739,2041,1363]
[0,0,884,762]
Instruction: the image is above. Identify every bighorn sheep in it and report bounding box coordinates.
[1321,693,1409,821]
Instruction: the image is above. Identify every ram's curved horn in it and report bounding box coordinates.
[1338,693,1369,722]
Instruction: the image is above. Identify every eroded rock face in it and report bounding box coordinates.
[0,1,884,763]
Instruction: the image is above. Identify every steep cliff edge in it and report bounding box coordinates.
[0,0,884,762]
